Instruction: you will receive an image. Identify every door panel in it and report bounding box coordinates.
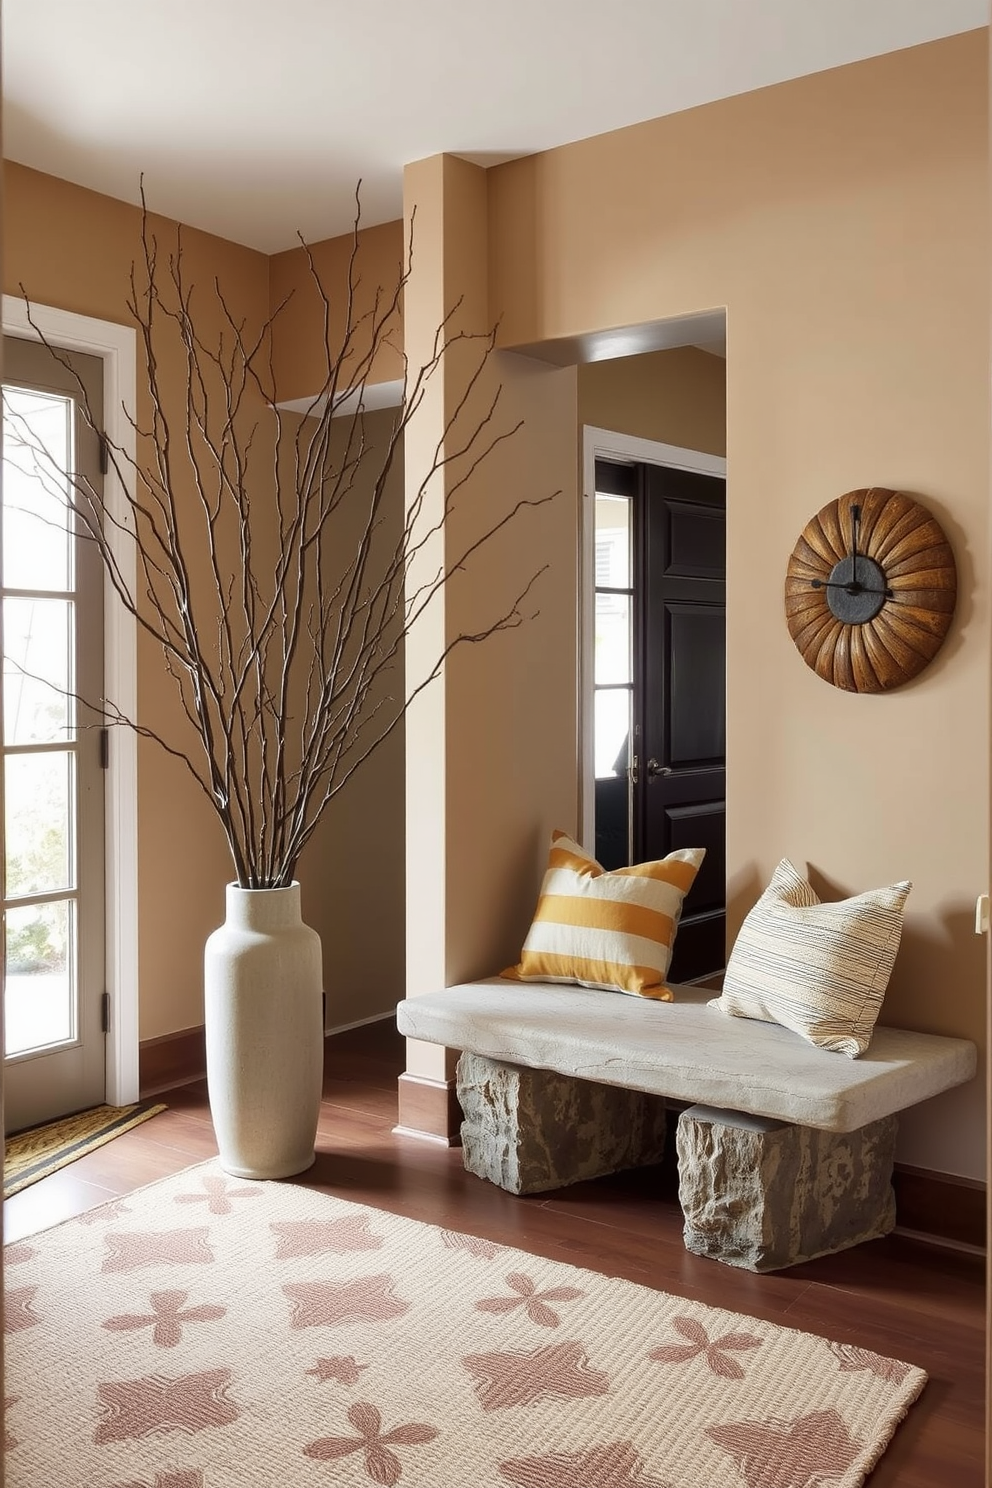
[665,798,726,914]
[667,499,725,577]
[667,605,726,764]
[2,335,107,1131]
[639,464,726,982]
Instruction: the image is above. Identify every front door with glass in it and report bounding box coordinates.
[2,336,107,1132]
[593,456,726,983]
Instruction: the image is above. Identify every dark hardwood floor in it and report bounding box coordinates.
[4,1020,985,1486]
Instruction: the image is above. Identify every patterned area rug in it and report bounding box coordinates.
[4,1159,925,1487]
[4,1103,167,1198]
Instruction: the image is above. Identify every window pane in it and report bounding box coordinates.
[5,899,74,1054]
[5,750,73,897]
[594,688,631,778]
[595,593,631,684]
[4,596,72,745]
[594,493,630,588]
[2,386,72,592]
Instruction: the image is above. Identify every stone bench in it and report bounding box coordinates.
[395,978,978,1272]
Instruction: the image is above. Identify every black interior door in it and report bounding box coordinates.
[592,457,726,983]
[638,464,726,981]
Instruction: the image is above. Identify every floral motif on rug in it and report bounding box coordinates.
[4,1160,925,1487]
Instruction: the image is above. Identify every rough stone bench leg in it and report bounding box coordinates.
[457,1052,668,1195]
[676,1104,898,1272]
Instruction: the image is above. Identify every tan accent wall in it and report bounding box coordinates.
[578,347,726,457]
[297,408,406,1032]
[409,33,989,1179]
[268,220,404,404]
[3,164,406,1039]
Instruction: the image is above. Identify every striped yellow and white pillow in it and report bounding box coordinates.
[710,858,911,1057]
[501,831,705,999]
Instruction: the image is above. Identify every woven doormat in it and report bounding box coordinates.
[4,1102,167,1198]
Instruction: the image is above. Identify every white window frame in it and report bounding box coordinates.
[3,295,139,1104]
[579,426,727,853]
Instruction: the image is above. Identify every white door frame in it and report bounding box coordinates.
[579,426,727,852]
[3,295,139,1105]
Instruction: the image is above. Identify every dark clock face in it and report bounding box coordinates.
[818,551,888,625]
[784,487,956,693]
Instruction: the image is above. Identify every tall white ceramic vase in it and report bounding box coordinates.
[204,882,324,1179]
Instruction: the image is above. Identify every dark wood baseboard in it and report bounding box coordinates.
[892,1163,985,1251]
[394,1073,462,1145]
[138,1014,395,1099]
[139,1025,207,1097]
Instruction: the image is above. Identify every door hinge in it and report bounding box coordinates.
[101,991,111,1033]
[100,727,110,769]
[98,432,109,476]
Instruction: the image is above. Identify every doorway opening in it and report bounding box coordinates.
[581,424,726,984]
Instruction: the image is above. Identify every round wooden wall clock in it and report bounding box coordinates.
[784,487,956,693]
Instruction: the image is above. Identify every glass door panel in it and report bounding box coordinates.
[5,899,74,1053]
[5,749,74,897]
[5,596,72,743]
[593,469,635,867]
[3,388,72,589]
[594,688,631,780]
[595,592,632,684]
[2,337,106,1130]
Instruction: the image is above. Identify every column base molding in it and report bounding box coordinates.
[394,1073,462,1145]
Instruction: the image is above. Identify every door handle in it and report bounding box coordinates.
[646,758,672,778]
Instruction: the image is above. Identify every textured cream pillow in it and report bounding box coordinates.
[710,858,911,1057]
[502,830,705,999]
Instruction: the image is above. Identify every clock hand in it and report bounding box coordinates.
[811,578,893,597]
[811,507,896,597]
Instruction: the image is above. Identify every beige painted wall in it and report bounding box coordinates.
[268,219,404,404]
[578,346,726,457]
[407,33,989,1179]
[3,164,406,1040]
[297,408,406,1032]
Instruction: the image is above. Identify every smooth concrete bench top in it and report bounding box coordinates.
[396,979,977,1134]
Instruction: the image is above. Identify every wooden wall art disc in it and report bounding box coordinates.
[784,487,956,693]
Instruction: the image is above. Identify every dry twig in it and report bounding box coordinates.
[4,191,556,886]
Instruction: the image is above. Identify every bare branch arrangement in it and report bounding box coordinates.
[5,198,555,888]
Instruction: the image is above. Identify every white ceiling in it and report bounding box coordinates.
[3,0,987,255]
